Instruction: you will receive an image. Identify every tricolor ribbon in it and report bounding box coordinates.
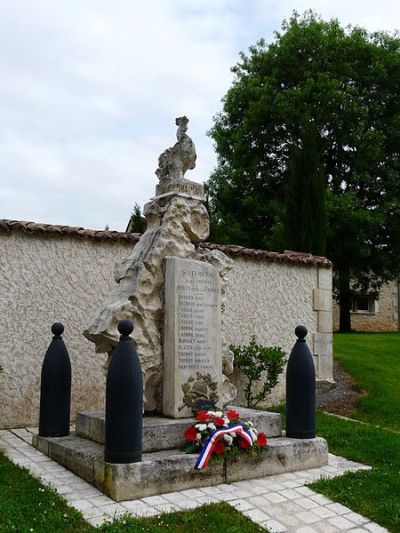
[194,423,253,470]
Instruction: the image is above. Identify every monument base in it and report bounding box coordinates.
[32,408,329,502]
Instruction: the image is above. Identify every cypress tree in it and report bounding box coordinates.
[283,122,327,256]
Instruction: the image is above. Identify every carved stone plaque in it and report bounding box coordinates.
[163,257,222,418]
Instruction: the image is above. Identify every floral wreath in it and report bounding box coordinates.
[182,409,267,470]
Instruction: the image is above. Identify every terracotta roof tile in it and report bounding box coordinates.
[0,219,140,243]
[0,218,332,267]
[200,242,332,268]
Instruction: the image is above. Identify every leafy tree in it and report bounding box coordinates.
[126,202,147,234]
[207,11,400,331]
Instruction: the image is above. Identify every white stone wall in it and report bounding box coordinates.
[0,230,333,427]
[223,258,332,405]
[0,231,131,428]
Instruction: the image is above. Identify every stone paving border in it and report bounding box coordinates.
[0,428,388,532]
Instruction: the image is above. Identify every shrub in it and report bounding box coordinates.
[230,336,286,408]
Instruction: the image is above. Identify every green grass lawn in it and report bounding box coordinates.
[310,332,400,532]
[0,450,264,532]
[333,332,400,431]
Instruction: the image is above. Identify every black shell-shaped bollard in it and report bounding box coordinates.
[104,320,143,463]
[286,326,316,439]
[39,323,71,437]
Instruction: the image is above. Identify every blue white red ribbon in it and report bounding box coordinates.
[194,423,254,470]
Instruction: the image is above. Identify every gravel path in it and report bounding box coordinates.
[316,360,364,416]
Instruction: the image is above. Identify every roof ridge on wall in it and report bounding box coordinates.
[0,218,332,268]
[0,218,141,243]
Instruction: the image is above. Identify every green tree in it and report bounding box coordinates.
[207,11,400,331]
[283,122,327,256]
[126,202,146,234]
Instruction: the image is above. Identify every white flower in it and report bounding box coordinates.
[249,428,257,440]
[207,411,216,417]
[207,423,216,431]
[214,411,223,417]
[223,434,233,445]
[195,423,207,432]
[223,417,229,426]
[196,432,202,441]
[246,421,254,428]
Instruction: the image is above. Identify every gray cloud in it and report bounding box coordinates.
[1,0,398,230]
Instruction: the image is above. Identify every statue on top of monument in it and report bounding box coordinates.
[155,116,197,183]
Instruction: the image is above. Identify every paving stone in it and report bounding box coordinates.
[141,495,169,506]
[102,503,128,518]
[296,486,316,497]
[364,523,389,532]
[328,515,358,530]
[179,488,204,498]
[121,500,153,512]
[177,499,201,510]
[297,510,320,524]
[326,502,354,515]
[313,524,340,533]
[154,503,180,514]
[248,495,269,508]
[279,488,301,500]
[296,496,321,509]
[311,505,337,519]
[243,508,271,524]
[195,495,216,505]
[295,527,319,533]
[199,485,223,495]
[281,479,301,489]
[262,518,287,532]
[229,499,254,512]
[279,513,301,528]
[70,499,93,511]
[310,493,332,505]
[263,492,287,504]
[343,511,369,526]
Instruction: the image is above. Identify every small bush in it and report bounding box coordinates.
[230,336,286,408]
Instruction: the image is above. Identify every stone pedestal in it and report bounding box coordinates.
[163,257,222,417]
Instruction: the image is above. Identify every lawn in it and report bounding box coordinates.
[333,332,400,431]
[310,332,400,532]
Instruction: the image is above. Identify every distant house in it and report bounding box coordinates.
[333,279,400,332]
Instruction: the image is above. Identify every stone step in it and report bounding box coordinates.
[75,406,282,452]
[32,431,328,502]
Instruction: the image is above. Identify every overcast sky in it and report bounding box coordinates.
[1,1,399,231]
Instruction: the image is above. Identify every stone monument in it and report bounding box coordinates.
[84,117,236,415]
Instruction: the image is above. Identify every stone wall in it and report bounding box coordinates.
[0,229,134,429]
[333,280,399,332]
[224,258,333,405]
[0,223,333,428]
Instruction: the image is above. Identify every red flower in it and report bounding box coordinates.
[226,409,240,421]
[213,441,225,455]
[257,433,267,447]
[240,438,251,449]
[184,427,198,442]
[196,411,210,423]
[214,417,225,428]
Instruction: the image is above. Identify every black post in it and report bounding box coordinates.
[39,323,71,437]
[104,320,143,463]
[286,325,316,439]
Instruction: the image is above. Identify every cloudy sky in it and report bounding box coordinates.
[1,1,399,231]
